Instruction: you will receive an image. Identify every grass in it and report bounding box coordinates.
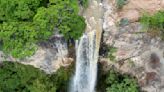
[140,11,164,39]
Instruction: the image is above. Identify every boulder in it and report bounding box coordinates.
[149,53,161,69]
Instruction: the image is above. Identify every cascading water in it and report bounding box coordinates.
[72,31,98,92]
[70,0,103,92]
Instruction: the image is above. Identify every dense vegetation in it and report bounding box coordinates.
[116,0,127,9]
[97,66,139,92]
[140,11,164,39]
[105,70,139,92]
[0,0,86,58]
[79,0,89,8]
[0,61,72,92]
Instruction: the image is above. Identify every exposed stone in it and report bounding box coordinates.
[99,58,115,72]
[123,0,161,13]
[61,58,74,67]
[102,0,164,91]
[139,79,147,87]
[160,0,164,8]
[145,72,160,85]
[119,10,140,22]
[150,53,161,69]
[0,35,71,74]
[117,0,164,25]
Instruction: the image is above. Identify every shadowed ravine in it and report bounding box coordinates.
[70,0,104,92]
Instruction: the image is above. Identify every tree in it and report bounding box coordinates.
[105,70,139,92]
[0,61,72,92]
[0,62,55,92]
[34,0,86,40]
[0,0,86,58]
[0,0,42,21]
[0,22,37,58]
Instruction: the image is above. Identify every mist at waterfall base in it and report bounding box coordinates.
[70,31,99,92]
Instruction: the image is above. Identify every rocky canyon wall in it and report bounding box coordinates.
[101,0,164,92]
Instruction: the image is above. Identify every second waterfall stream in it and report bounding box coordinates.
[70,0,103,92]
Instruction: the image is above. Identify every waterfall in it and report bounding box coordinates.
[70,0,103,92]
[71,31,98,92]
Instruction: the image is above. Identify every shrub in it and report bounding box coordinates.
[50,65,74,92]
[106,70,139,92]
[0,61,72,92]
[96,68,139,92]
[116,0,127,9]
[140,11,164,39]
[79,0,89,8]
[119,18,129,26]
[107,46,117,61]
[99,43,117,61]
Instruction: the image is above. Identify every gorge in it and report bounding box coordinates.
[1,0,164,92]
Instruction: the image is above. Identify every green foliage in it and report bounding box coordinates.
[116,0,127,9]
[108,46,117,61]
[0,0,86,58]
[0,0,42,21]
[106,70,139,92]
[59,15,86,40]
[50,65,74,92]
[119,18,129,26]
[140,11,164,29]
[0,61,72,92]
[79,0,89,8]
[140,11,164,39]
[99,43,117,61]
[0,61,55,92]
[49,0,79,15]
[97,67,139,92]
[0,22,38,58]
[0,0,43,58]
[34,1,86,40]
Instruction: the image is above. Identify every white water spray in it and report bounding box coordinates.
[72,31,98,92]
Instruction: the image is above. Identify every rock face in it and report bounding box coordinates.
[102,20,164,92]
[101,0,164,92]
[123,0,161,13]
[21,36,73,73]
[117,0,164,22]
[0,35,73,74]
[119,10,140,22]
